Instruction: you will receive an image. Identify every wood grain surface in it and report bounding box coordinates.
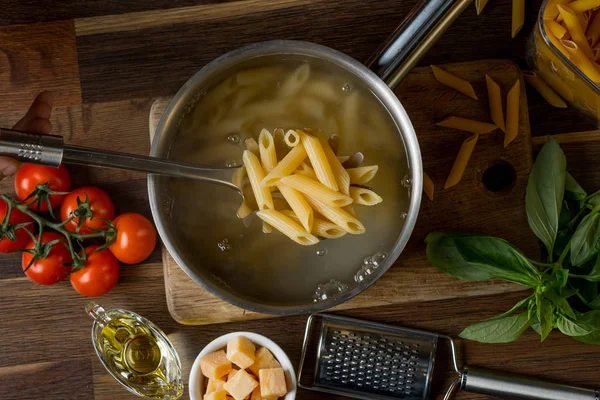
[0,0,600,399]
[155,59,538,325]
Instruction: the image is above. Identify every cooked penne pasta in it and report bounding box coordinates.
[444,134,479,189]
[346,166,379,185]
[280,174,352,207]
[297,97,326,120]
[349,187,383,206]
[245,137,259,156]
[512,0,525,38]
[505,80,521,147]
[236,66,283,86]
[295,162,318,180]
[243,150,274,210]
[436,116,498,135]
[475,0,489,15]
[279,63,311,98]
[431,65,478,100]
[231,86,261,110]
[300,131,339,191]
[284,130,300,147]
[485,75,506,132]
[423,171,435,201]
[203,76,237,106]
[304,80,339,102]
[237,201,254,219]
[320,138,350,195]
[523,71,568,108]
[277,183,313,231]
[280,210,346,239]
[558,4,595,58]
[305,196,366,235]
[262,143,307,187]
[256,209,319,246]
[561,39,600,81]
[258,129,278,172]
[233,166,255,218]
[341,91,360,138]
[263,221,273,234]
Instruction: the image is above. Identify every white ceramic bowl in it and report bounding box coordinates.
[189,332,297,400]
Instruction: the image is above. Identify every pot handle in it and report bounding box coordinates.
[366,0,473,88]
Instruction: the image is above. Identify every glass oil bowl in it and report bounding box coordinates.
[86,302,184,399]
[528,0,600,125]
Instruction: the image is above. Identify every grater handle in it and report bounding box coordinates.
[0,128,64,166]
[461,367,599,400]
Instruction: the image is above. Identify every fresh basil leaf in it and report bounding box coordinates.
[588,295,600,309]
[491,295,534,320]
[528,299,537,320]
[550,268,569,290]
[536,295,554,341]
[450,234,542,287]
[557,315,594,336]
[531,320,542,335]
[572,311,600,344]
[526,137,566,257]
[459,313,533,343]
[565,172,587,202]
[571,212,600,266]
[587,190,600,208]
[577,254,600,282]
[544,287,576,319]
[425,233,494,281]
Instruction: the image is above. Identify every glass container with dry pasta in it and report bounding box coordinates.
[528,0,600,124]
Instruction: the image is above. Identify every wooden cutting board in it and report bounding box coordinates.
[150,59,538,325]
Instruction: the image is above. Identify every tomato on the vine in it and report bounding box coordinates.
[0,197,33,252]
[22,232,72,285]
[70,245,119,297]
[109,213,156,264]
[15,164,71,211]
[60,186,115,233]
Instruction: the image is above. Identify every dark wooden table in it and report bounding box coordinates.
[1,1,599,399]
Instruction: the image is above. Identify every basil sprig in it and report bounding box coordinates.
[427,137,600,344]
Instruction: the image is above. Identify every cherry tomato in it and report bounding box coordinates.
[15,164,71,211]
[60,186,115,234]
[109,213,156,264]
[0,198,34,252]
[22,232,72,285]
[70,245,119,297]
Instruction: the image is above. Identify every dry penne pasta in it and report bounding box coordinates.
[512,0,525,38]
[320,138,350,195]
[567,0,600,14]
[256,209,319,246]
[445,134,479,189]
[436,116,498,135]
[236,66,283,86]
[544,0,571,19]
[347,166,379,185]
[243,150,274,210]
[546,20,568,40]
[258,129,278,172]
[485,75,506,132]
[561,39,600,81]
[245,137,259,156]
[280,174,352,207]
[587,10,600,46]
[505,80,521,147]
[279,63,311,98]
[300,131,339,191]
[262,143,307,187]
[277,183,313,231]
[423,171,435,201]
[475,0,489,15]
[295,162,318,180]
[558,4,595,58]
[349,187,383,206]
[523,71,568,108]
[284,130,300,147]
[280,210,347,239]
[431,65,478,100]
[305,196,366,235]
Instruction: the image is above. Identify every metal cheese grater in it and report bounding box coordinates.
[298,314,600,400]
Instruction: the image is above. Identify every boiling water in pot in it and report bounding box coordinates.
[158,55,411,306]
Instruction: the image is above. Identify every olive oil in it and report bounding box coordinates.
[87,303,183,399]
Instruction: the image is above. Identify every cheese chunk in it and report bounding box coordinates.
[228,368,239,381]
[227,336,256,369]
[223,369,258,400]
[259,368,287,398]
[207,377,227,394]
[250,386,278,400]
[200,350,233,380]
[248,347,281,376]
[204,389,228,400]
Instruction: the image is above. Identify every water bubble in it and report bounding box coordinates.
[401,174,412,188]
[363,256,373,265]
[354,269,369,283]
[225,160,239,167]
[342,83,351,92]
[316,249,327,256]
[217,238,232,252]
[371,252,387,267]
[313,279,349,302]
[401,212,408,219]
[227,134,241,144]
